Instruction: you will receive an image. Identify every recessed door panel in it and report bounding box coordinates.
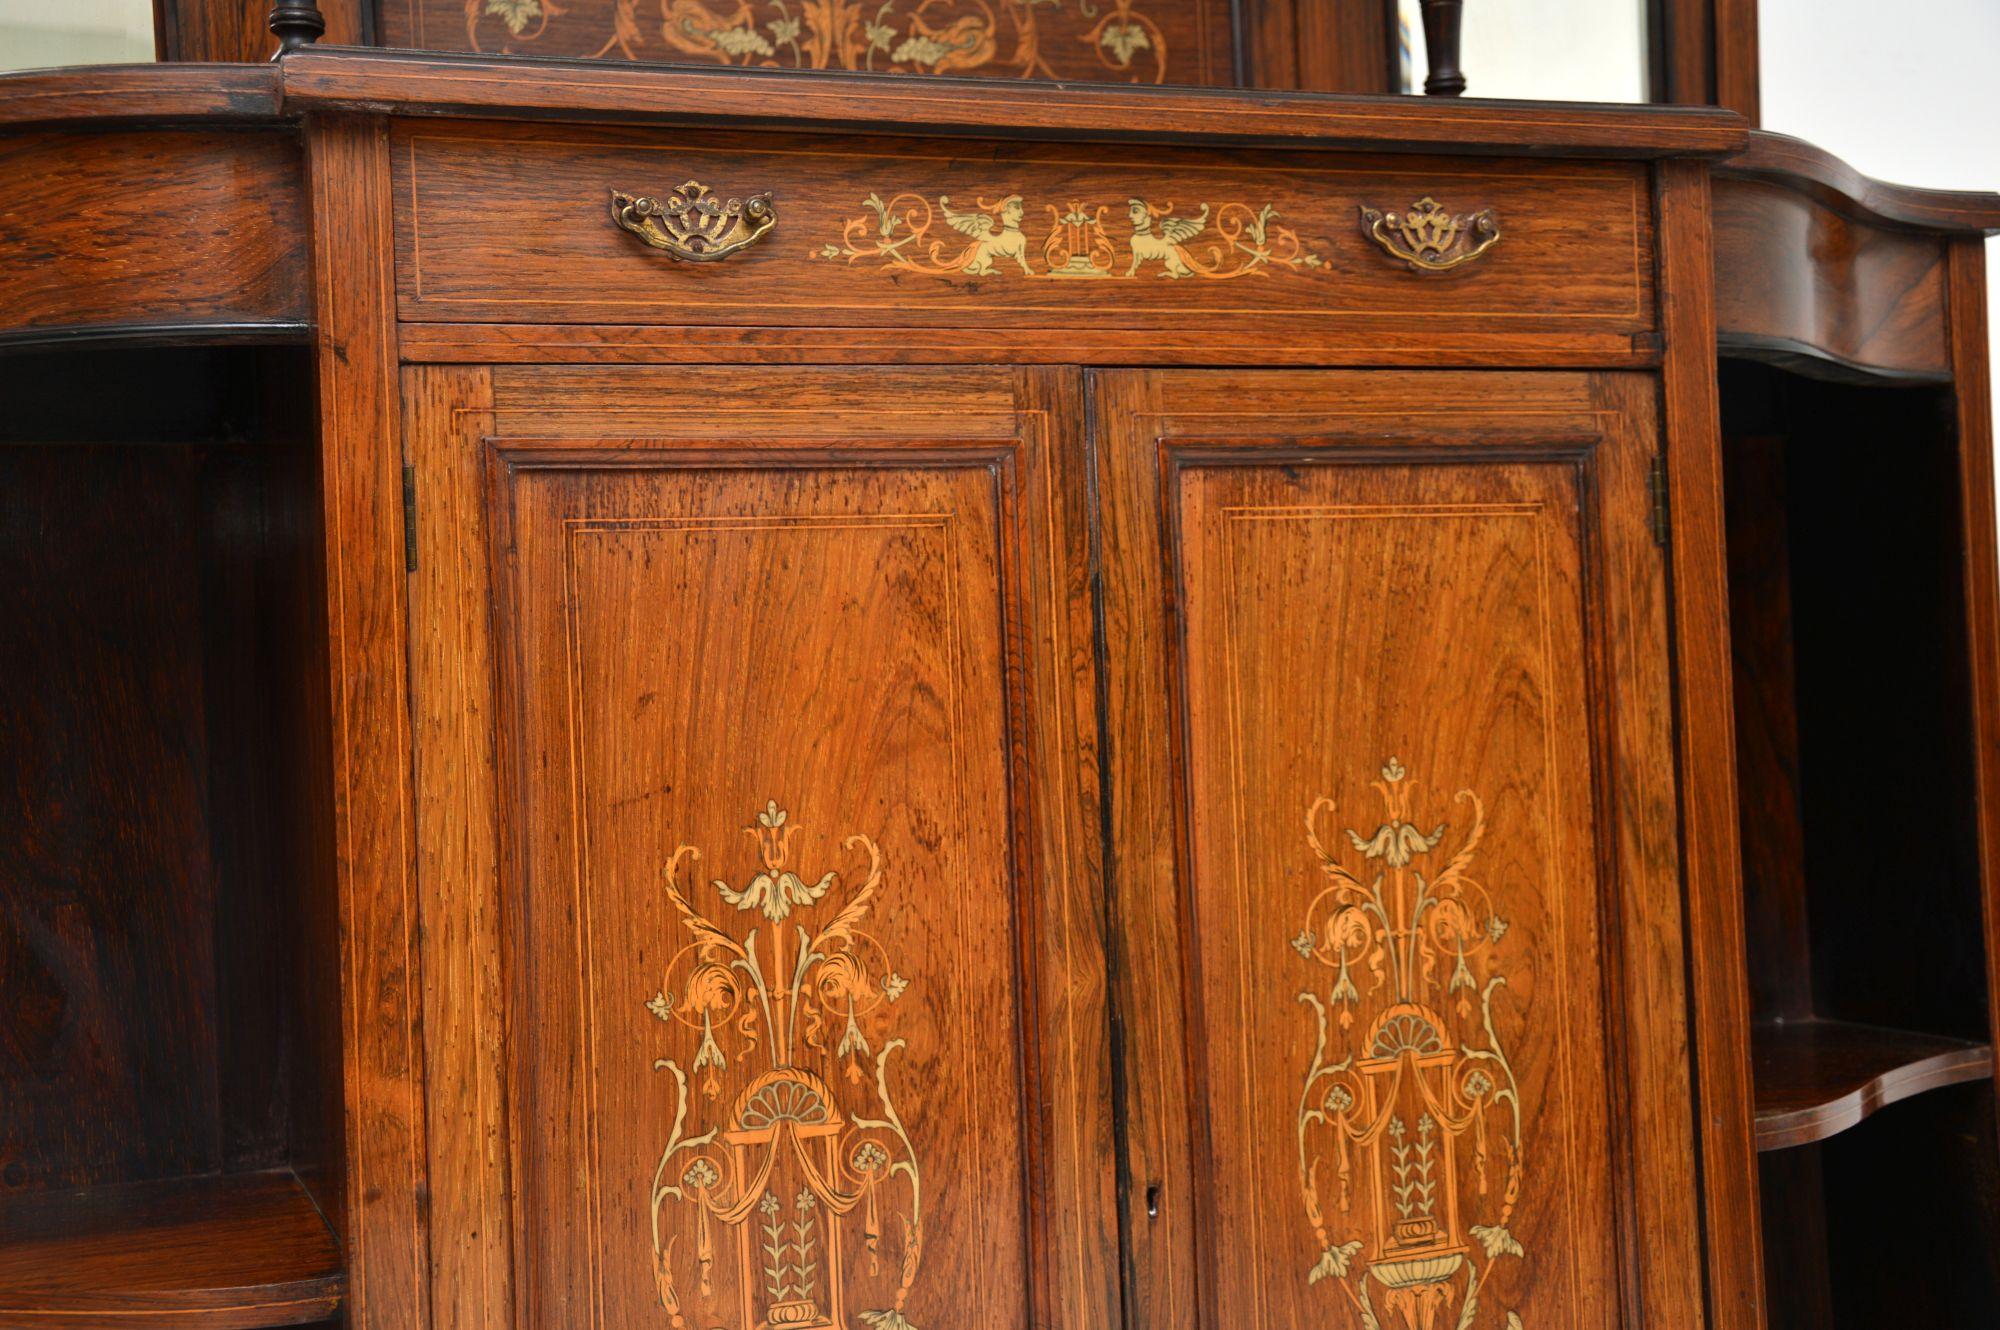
[504,463,1023,1329]
[1096,369,1704,1330]
[1175,458,1611,1329]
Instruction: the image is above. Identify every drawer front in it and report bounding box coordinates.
[394,122,1655,338]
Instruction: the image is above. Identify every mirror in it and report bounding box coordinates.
[1395,0,1653,103]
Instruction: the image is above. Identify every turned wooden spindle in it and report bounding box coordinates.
[268,0,327,53]
[1419,0,1467,96]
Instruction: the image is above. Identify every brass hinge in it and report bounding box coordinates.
[402,464,418,573]
[1649,454,1670,547]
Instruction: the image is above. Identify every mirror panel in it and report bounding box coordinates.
[1396,0,1653,102]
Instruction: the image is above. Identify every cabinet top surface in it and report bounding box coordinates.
[5,50,1996,236]
[1,47,1750,159]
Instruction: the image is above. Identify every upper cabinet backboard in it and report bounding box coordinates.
[379,0,1238,84]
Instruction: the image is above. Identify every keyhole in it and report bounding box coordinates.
[1145,1184,1161,1219]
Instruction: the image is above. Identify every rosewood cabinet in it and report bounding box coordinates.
[0,45,1997,1330]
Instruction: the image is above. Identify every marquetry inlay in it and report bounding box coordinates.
[1295,759,1528,1330]
[817,193,1324,279]
[647,800,925,1330]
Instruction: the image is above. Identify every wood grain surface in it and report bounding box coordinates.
[1714,175,1949,380]
[1094,368,1703,1330]
[0,446,219,1195]
[1656,158,1763,1330]
[405,364,1118,1329]
[1723,130,2000,235]
[0,63,281,126]
[0,1170,342,1327]
[1948,239,2000,1156]
[303,114,431,1330]
[394,320,1656,368]
[1751,1020,1993,1151]
[0,129,307,347]
[393,121,1655,337]
[276,47,1749,157]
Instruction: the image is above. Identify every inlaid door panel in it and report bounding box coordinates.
[1096,370,1705,1330]
[404,365,1116,1330]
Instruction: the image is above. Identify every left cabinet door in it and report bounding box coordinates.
[402,364,1118,1330]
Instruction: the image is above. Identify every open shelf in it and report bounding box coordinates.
[0,346,345,1330]
[1753,1018,1993,1150]
[1722,358,2000,1323]
[0,1169,342,1327]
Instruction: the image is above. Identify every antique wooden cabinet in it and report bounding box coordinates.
[0,37,1995,1330]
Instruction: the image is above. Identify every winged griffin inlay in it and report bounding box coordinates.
[817,193,1325,278]
[646,801,923,1330]
[1294,759,1528,1330]
[468,0,1174,82]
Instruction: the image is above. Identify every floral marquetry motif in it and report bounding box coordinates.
[646,800,924,1330]
[387,0,1226,84]
[1295,760,1527,1330]
[817,193,1325,279]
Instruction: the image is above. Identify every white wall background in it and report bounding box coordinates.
[1759,0,2000,441]
[0,0,152,71]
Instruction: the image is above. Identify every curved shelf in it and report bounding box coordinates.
[0,1169,343,1327]
[1752,1019,1994,1152]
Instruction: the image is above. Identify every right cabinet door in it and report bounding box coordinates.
[1096,370,1705,1329]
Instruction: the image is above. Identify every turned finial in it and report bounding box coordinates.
[1418,0,1466,97]
[268,1,327,54]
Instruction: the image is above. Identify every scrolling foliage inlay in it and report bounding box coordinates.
[646,800,923,1330]
[464,0,1177,81]
[816,193,1325,279]
[1294,760,1527,1330]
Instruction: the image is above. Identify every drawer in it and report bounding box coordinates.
[393,121,1656,340]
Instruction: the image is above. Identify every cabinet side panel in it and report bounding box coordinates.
[1658,158,1762,1330]
[1948,241,2000,1113]
[305,112,431,1330]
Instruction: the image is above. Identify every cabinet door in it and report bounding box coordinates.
[1097,371,1704,1329]
[404,365,1117,1330]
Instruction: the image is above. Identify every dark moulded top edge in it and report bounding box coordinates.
[268,46,1749,159]
[1721,129,2000,236]
[0,62,283,128]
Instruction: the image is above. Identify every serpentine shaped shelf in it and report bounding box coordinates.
[1752,1019,1995,1152]
[0,1170,343,1328]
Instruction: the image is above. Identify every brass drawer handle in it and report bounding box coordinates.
[610,181,776,262]
[1360,197,1500,272]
